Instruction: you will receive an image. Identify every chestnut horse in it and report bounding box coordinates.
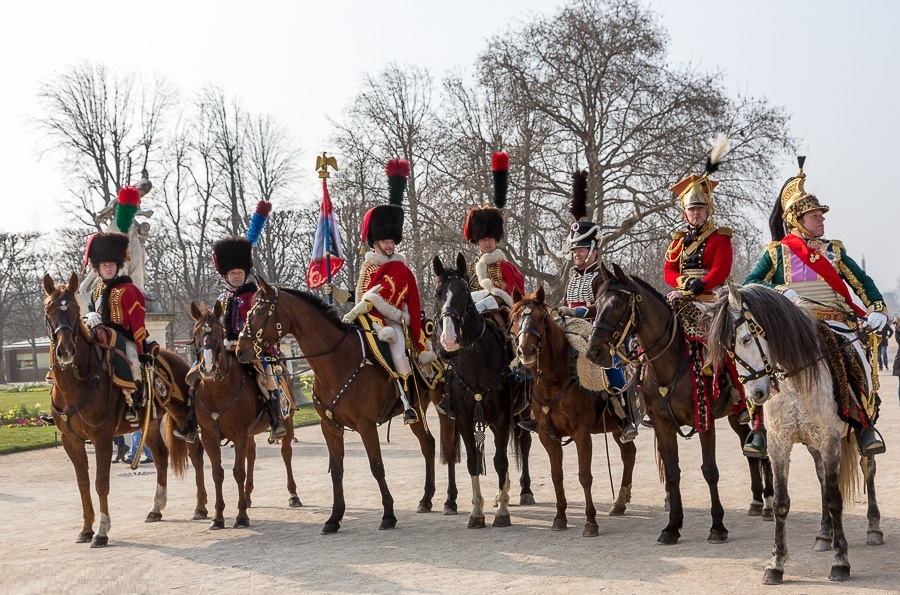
[509,285,637,536]
[42,273,207,548]
[189,301,302,529]
[586,264,773,545]
[236,277,438,534]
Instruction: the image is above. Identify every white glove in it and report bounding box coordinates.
[781,288,799,301]
[475,295,499,313]
[324,283,352,303]
[342,299,371,323]
[557,306,576,317]
[866,311,888,332]
[84,312,102,328]
[666,290,684,303]
[223,339,236,350]
[418,350,437,364]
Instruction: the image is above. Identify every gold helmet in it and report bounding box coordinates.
[779,156,829,234]
[670,135,728,216]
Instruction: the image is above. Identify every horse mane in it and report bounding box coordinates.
[707,284,822,394]
[279,287,350,330]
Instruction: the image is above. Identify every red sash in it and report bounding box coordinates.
[781,234,865,316]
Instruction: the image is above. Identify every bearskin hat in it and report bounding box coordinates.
[85,232,130,269]
[464,207,504,244]
[362,204,404,247]
[213,237,254,276]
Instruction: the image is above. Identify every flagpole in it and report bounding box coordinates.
[316,152,339,304]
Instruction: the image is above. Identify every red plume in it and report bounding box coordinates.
[254,200,272,216]
[117,186,141,206]
[385,158,411,179]
[491,151,509,172]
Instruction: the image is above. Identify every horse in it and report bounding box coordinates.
[707,283,883,584]
[508,285,637,536]
[433,254,533,528]
[189,301,302,529]
[42,273,207,548]
[235,276,439,534]
[585,264,773,545]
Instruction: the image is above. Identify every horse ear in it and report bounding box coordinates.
[727,281,742,311]
[612,263,629,283]
[456,252,467,277]
[67,272,79,294]
[190,301,201,321]
[432,255,444,278]
[512,286,524,303]
[600,262,613,280]
[534,285,546,304]
[213,300,223,319]
[42,274,55,296]
[257,275,274,296]
[591,272,604,300]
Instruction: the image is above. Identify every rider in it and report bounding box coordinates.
[179,201,286,443]
[550,170,638,442]
[743,157,887,457]
[342,158,437,424]
[82,187,156,423]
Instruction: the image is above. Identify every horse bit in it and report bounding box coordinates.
[727,303,782,392]
[239,288,284,359]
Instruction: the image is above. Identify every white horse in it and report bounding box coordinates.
[708,283,883,584]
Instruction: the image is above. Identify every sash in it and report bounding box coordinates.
[781,234,865,317]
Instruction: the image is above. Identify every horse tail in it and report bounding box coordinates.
[167,414,188,479]
[839,432,861,504]
[511,424,523,471]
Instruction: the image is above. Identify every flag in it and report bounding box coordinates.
[306,179,345,289]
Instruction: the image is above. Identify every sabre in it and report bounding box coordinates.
[131,360,155,471]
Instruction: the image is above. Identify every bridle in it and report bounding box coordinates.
[239,287,284,359]
[194,314,231,381]
[513,302,567,380]
[45,294,86,375]
[591,281,677,365]
[438,276,486,350]
[728,302,782,392]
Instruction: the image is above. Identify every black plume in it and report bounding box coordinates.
[570,170,589,221]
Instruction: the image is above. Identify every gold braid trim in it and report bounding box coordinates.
[110,287,125,325]
[764,242,779,284]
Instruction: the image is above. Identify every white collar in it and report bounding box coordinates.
[364,250,406,266]
[477,249,506,266]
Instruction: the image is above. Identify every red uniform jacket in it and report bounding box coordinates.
[90,276,148,353]
[664,227,733,297]
[361,259,427,351]
[219,282,258,341]
[467,249,526,307]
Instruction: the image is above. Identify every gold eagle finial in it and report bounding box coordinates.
[316,152,339,179]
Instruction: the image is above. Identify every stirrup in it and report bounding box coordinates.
[640,415,653,429]
[619,421,638,443]
[125,407,141,422]
[743,431,767,459]
[737,409,751,425]
[404,409,419,425]
[173,426,197,443]
[517,419,537,433]
[857,428,886,457]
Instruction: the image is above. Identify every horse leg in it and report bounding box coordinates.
[440,414,459,515]
[244,437,256,509]
[357,423,396,530]
[811,447,834,552]
[515,424,535,505]
[574,430,597,537]
[610,433,636,516]
[655,424,683,545]
[862,456,883,545]
[459,429,485,528]
[817,441,850,581]
[91,437,114,548]
[538,429,567,531]
[699,426,728,544]
[491,423,512,528]
[144,423,168,522]
[320,421,346,534]
[61,434,95,543]
[200,431,226,530]
[232,436,250,528]
[731,417,765,517]
[190,440,209,519]
[282,420,302,508]
[763,440,792,585]
[407,413,437,513]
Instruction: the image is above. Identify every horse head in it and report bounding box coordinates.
[190,300,226,381]
[236,275,278,364]
[433,253,472,352]
[586,263,637,367]
[42,273,82,366]
[509,285,549,367]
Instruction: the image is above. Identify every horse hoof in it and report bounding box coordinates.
[551,518,567,531]
[762,508,775,522]
[762,568,783,585]
[90,535,108,548]
[492,515,512,528]
[443,504,458,516]
[233,517,250,528]
[520,493,535,506]
[193,508,209,520]
[829,565,850,582]
[813,536,832,552]
[379,517,397,530]
[707,529,729,544]
[608,505,626,517]
[867,530,884,546]
[145,511,163,523]
[209,519,225,530]
[748,502,764,516]
[468,516,486,529]
[657,531,679,545]
[583,523,599,537]
[76,531,94,544]
[321,522,341,535]
[288,496,303,508]
[417,501,433,513]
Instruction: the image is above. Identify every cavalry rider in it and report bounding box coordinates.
[743,157,887,457]
[463,151,526,324]
[341,158,437,424]
[180,201,286,443]
[82,187,156,423]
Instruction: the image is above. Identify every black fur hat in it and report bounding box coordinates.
[213,237,254,276]
[463,207,504,244]
[85,232,130,269]
[364,204,404,246]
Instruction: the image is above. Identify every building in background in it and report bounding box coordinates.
[2,337,51,384]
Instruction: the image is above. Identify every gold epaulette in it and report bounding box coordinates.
[716,227,733,237]
[830,239,844,251]
[671,230,687,240]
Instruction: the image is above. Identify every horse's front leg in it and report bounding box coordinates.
[244,436,256,509]
[654,420,683,545]
[91,435,114,547]
[145,421,168,523]
[282,419,302,508]
[407,409,437,513]
[763,440,792,585]
[357,422,396,530]
[439,413,459,515]
[320,420,346,534]
[699,425,727,543]
[862,455,883,545]
[514,421,535,505]
[61,433,95,543]
[610,428,636,516]
[232,436,250,528]
[200,431,226,530]
[189,440,209,520]
[491,421,512,528]
[458,426,485,528]
[574,429,597,537]
[538,425,567,531]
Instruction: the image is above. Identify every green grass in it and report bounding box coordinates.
[0,387,51,412]
[293,402,320,427]
[0,425,60,454]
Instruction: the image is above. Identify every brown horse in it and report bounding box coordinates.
[585,264,773,545]
[42,273,207,547]
[509,285,637,536]
[236,277,438,533]
[189,301,302,529]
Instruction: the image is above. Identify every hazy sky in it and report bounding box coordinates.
[2,0,899,289]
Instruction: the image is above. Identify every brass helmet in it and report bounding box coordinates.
[780,156,829,231]
[670,135,728,217]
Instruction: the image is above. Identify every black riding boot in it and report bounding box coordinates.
[618,416,638,443]
[266,391,287,441]
[173,394,198,443]
[125,383,143,423]
[517,417,537,433]
[743,428,767,458]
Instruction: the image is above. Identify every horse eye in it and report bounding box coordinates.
[740,334,752,345]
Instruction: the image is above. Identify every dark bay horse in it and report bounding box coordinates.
[42,274,207,547]
[585,264,773,545]
[189,301,302,529]
[433,254,532,528]
[509,285,636,536]
[235,276,438,534]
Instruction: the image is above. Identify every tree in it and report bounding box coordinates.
[0,233,39,382]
